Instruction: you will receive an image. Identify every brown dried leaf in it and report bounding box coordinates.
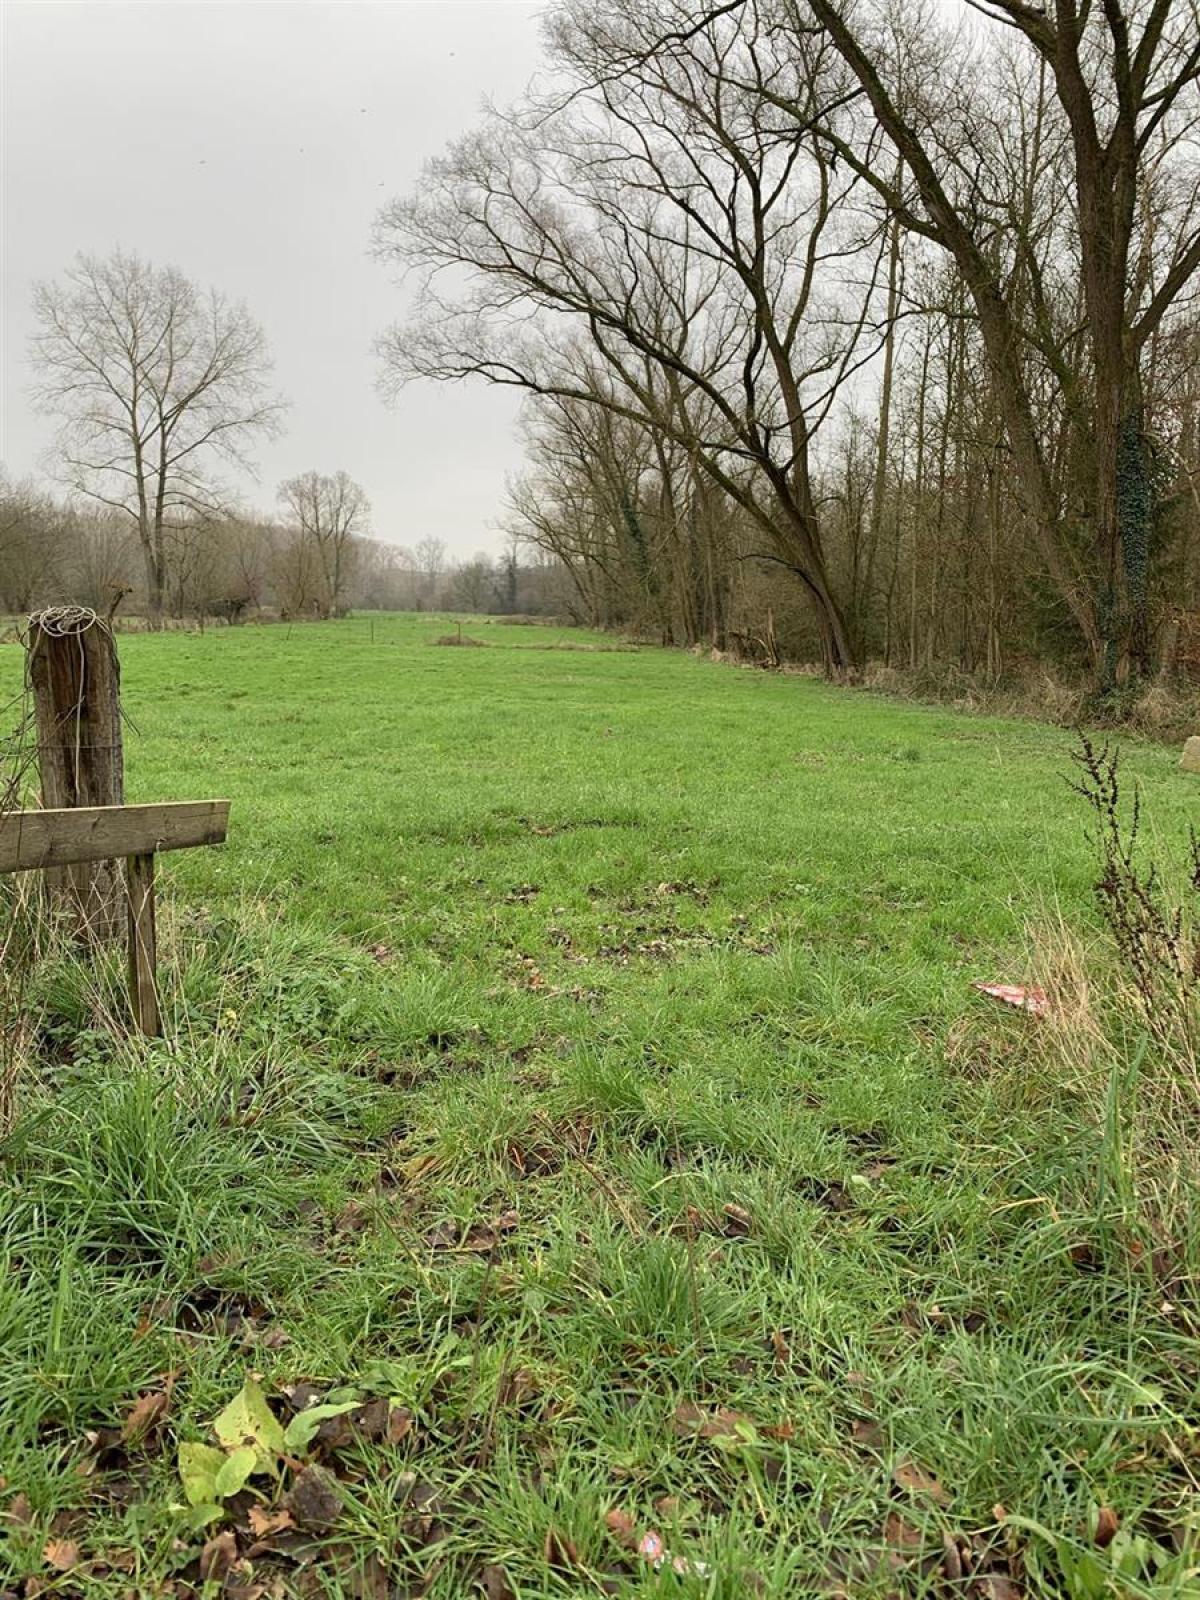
[970,1578,1022,1600]
[605,1509,637,1549]
[3,1493,33,1533]
[479,1563,516,1599]
[121,1388,170,1445]
[1093,1506,1119,1549]
[673,1401,755,1442]
[388,1405,414,1443]
[543,1530,579,1572]
[851,1417,885,1451]
[892,1459,949,1505]
[247,1507,294,1539]
[672,1400,707,1435]
[198,1530,237,1585]
[701,1407,755,1441]
[771,1329,791,1367]
[351,1396,391,1443]
[722,1203,752,1235]
[285,1465,343,1531]
[42,1540,80,1573]
[349,1551,390,1600]
[884,1514,923,1551]
[942,1532,964,1581]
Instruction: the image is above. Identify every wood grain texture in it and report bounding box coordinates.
[126,851,161,1036]
[0,801,230,874]
[27,617,125,937]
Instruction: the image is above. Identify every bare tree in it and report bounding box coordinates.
[451,552,495,611]
[375,0,897,674]
[29,250,286,625]
[414,535,448,607]
[0,473,65,613]
[786,0,1200,686]
[277,469,370,617]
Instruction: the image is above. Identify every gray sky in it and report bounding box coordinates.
[0,0,545,555]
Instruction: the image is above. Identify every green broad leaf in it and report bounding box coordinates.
[179,1440,226,1508]
[213,1444,258,1498]
[186,1502,225,1531]
[213,1378,286,1468]
[283,1399,359,1454]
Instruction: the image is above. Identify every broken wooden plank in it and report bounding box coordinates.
[0,801,230,874]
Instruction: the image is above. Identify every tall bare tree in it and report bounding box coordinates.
[786,0,1200,686]
[375,0,898,673]
[29,250,285,624]
[277,469,370,617]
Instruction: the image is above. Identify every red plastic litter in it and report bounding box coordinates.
[973,981,1049,1017]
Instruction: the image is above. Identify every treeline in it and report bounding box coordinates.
[0,471,563,623]
[377,0,1200,689]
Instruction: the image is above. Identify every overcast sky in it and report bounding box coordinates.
[0,0,546,556]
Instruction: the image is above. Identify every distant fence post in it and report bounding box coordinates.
[26,607,125,941]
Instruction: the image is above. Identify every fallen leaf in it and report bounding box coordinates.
[605,1509,637,1548]
[892,1458,949,1505]
[970,1578,1022,1600]
[698,1406,755,1442]
[3,1493,33,1532]
[722,1203,752,1235]
[479,1564,516,1600]
[851,1417,885,1450]
[771,1330,791,1367]
[943,1532,964,1581]
[1093,1506,1119,1548]
[673,1400,708,1435]
[387,1405,414,1444]
[198,1529,237,1585]
[247,1507,294,1539]
[350,1550,390,1600]
[121,1388,171,1445]
[42,1540,80,1572]
[543,1530,579,1572]
[884,1514,923,1550]
[285,1464,343,1530]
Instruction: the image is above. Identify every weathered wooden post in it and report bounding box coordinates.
[26,607,124,940]
[10,605,230,1036]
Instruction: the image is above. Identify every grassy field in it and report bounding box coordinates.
[1,614,1197,1599]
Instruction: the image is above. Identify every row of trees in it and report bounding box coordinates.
[376,0,1200,688]
[0,468,559,622]
[9,250,559,623]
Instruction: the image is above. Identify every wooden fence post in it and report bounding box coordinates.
[126,851,160,1036]
[26,607,125,941]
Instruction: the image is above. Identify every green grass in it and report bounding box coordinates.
[1,614,1198,1598]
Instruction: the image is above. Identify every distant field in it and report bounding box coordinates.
[1,614,1196,1598]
